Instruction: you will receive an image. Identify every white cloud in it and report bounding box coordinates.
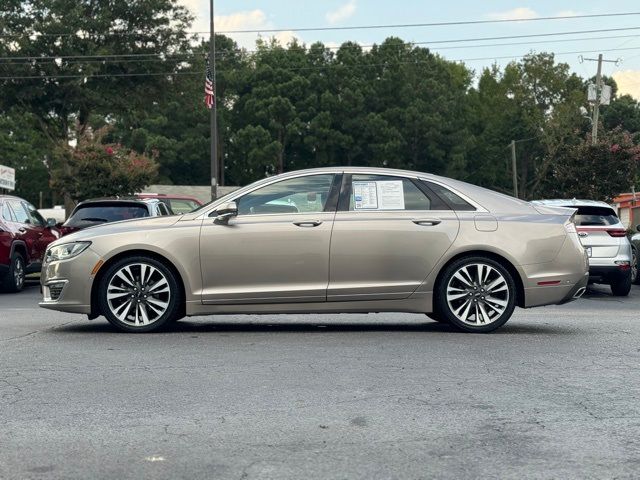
[179,2,300,49]
[555,10,580,17]
[326,0,357,25]
[486,7,538,21]
[612,70,640,100]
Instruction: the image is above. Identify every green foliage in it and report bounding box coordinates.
[50,129,158,203]
[540,129,640,201]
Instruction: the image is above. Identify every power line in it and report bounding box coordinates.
[1,11,639,38]
[1,46,638,80]
[3,26,640,63]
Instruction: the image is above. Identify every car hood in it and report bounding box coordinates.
[48,215,183,247]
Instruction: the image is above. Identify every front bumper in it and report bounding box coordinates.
[38,248,102,315]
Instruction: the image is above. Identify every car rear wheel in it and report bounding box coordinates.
[435,256,516,333]
[1,253,25,293]
[98,256,183,333]
[611,274,632,297]
[631,248,640,285]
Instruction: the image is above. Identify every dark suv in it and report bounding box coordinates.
[0,195,61,292]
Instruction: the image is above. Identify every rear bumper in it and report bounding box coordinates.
[558,273,589,305]
[589,265,631,285]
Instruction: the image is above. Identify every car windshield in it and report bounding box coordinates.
[570,206,619,226]
[65,204,149,226]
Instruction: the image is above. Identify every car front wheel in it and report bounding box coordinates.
[435,256,516,333]
[98,256,182,333]
[1,253,25,293]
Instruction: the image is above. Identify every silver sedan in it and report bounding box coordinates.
[39,167,588,333]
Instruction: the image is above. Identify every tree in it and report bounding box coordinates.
[51,128,158,206]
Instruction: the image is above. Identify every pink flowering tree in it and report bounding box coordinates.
[51,127,158,211]
[539,128,640,202]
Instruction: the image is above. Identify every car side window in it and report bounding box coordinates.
[237,174,335,216]
[347,175,435,211]
[2,202,16,222]
[425,182,476,211]
[23,202,46,227]
[7,200,30,224]
[156,203,170,216]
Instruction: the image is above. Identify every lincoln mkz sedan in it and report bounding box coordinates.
[40,168,589,333]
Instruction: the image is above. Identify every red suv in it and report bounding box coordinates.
[0,195,61,292]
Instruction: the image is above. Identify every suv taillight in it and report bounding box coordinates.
[607,229,627,238]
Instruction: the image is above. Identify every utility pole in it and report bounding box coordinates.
[209,0,218,201]
[510,140,518,199]
[580,54,621,145]
[592,54,603,145]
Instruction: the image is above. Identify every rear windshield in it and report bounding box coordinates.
[65,204,149,227]
[570,206,619,226]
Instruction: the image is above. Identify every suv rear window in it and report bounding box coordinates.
[65,204,149,227]
[571,206,619,226]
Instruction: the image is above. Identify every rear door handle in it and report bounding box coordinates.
[293,220,323,228]
[18,227,27,233]
[412,219,442,226]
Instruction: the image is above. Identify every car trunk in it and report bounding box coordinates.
[570,206,625,259]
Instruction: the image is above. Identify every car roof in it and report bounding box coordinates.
[76,197,160,206]
[531,199,615,209]
[188,166,538,216]
[137,193,202,202]
[0,194,26,202]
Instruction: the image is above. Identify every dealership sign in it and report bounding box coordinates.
[0,165,15,190]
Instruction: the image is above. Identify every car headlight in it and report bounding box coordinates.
[46,241,91,262]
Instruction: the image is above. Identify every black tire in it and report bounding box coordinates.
[611,274,632,297]
[1,252,26,293]
[631,248,640,285]
[98,255,183,333]
[434,256,517,333]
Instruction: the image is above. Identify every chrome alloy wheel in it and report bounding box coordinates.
[106,263,171,327]
[446,263,509,326]
[13,257,24,289]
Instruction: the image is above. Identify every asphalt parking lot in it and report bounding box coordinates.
[1,281,640,479]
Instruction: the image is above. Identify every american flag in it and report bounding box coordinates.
[205,57,215,109]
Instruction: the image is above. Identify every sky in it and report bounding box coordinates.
[180,1,640,99]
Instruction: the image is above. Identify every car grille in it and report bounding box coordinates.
[48,283,65,300]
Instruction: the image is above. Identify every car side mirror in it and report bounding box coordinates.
[46,218,57,228]
[213,201,238,224]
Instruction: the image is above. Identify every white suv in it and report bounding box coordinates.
[532,199,632,296]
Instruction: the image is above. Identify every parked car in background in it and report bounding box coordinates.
[41,167,588,334]
[628,226,640,285]
[532,199,632,296]
[135,193,202,214]
[58,198,171,236]
[1,195,60,292]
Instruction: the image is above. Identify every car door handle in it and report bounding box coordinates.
[412,219,442,226]
[18,227,27,233]
[293,220,323,228]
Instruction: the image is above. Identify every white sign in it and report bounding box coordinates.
[353,180,405,210]
[353,181,378,209]
[0,165,15,191]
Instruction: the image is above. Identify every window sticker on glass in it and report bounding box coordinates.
[353,182,378,209]
[377,181,405,210]
[353,180,405,210]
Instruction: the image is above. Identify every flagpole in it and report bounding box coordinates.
[209,0,218,201]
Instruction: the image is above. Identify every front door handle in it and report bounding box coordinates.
[293,220,323,228]
[412,219,442,226]
[18,227,27,233]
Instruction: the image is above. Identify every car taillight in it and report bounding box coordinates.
[607,229,627,237]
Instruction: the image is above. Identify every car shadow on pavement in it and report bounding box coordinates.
[56,319,577,336]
